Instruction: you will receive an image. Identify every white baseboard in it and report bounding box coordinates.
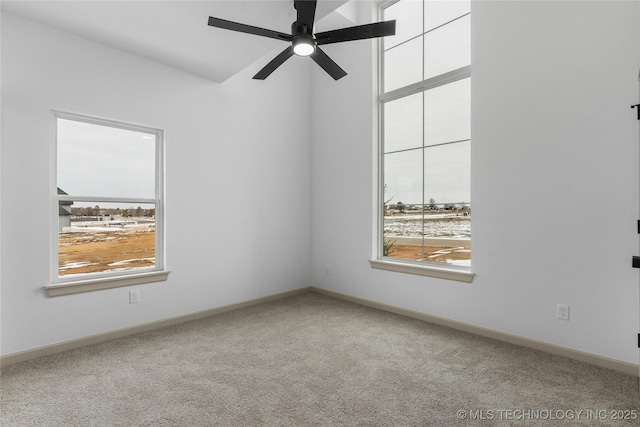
[3,285,638,379]
[311,287,640,378]
[1,287,312,367]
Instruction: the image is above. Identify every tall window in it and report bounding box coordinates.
[378,0,470,272]
[50,112,166,293]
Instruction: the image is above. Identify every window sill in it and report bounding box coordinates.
[369,259,474,283]
[46,270,170,296]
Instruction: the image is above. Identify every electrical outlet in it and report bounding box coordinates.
[325,265,331,276]
[129,290,140,304]
[557,304,569,320]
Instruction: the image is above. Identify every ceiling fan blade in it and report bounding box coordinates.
[208,17,292,42]
[310,47,347,80]
[315,20,396,45]
[295,0,317,33]
[253,46,295,80]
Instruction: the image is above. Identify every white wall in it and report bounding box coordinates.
[0,12,312,355]
[311,1,640,365]
[3,0,639,367]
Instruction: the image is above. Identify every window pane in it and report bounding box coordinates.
[422,141,470,266]
[384,93,423,153]
[58,201,156,277]
[424,1,470,32]
[423,140,470,206]
[384,36,422,93]
[424,14,470,80]
[383,0,422,50]
[384,149,423,207]
[424,78,470,146]
[57,119,156,199]
[383,149,424,261]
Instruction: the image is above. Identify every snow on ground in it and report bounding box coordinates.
[384,214,470,238]
[66,219,155,233]
[447,259,471,267]
[59,261,99,271]
[108,258,155,267]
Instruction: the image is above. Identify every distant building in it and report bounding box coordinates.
[58,187,72,232]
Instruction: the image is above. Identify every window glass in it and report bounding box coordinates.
[58,201,156,277]
[57,119,156,199]
[424,0,470,32]
[384,36,422,92]
[422,141,471,266]
[423,141,471,206]
[379,0,470,270]
[383,0,422,49]
[384,148,423,206]
[383,148,424,260]
[384,93,423,153]
[423,14,470,80]
[424,77,470,146]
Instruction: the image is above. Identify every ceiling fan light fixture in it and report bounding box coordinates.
[292,34,315,56]
[207,0,396,80]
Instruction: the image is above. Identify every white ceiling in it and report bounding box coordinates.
[1,0,351,82]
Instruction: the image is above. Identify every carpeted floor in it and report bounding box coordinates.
[1,292,638,426]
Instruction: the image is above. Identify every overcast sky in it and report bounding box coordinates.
[57,118,156,203]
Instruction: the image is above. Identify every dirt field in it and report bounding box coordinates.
[58,228,155,276]
[387,244,470,263]
[58,228,467,276]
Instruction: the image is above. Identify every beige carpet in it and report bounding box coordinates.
[1,292,638,426]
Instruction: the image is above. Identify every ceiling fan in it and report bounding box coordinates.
[207,0,395,80]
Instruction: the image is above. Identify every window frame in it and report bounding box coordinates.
[47,111,169,296]
[371,0,474,282]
